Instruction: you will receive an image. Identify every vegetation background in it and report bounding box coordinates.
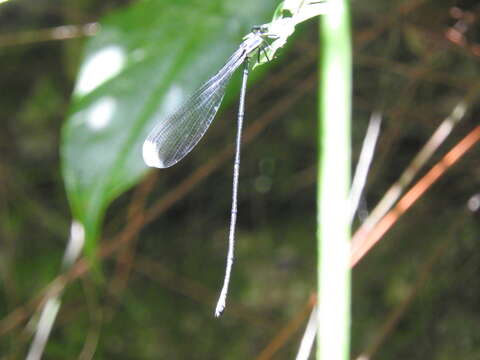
[0,0,479,359]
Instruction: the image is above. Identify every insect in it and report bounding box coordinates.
[142,25,277,317]
[142,0,332,317]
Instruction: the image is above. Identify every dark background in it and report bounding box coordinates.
[0,0,479,359]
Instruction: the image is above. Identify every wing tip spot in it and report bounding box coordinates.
[142,140,165,168]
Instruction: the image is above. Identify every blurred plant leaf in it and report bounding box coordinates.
[61,0,278,258]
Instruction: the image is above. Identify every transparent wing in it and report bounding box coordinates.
[143,47,247,168]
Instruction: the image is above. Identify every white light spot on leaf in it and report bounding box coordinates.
[75,45,125,95]
[86,97,116,131]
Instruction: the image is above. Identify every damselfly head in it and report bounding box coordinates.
[251,24,280,41]
[251,24,269,34]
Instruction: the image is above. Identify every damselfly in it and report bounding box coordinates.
[142,26,276,317]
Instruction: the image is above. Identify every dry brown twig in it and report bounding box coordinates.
[0,23,99,47]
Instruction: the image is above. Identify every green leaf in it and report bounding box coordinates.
[60,0,278,257]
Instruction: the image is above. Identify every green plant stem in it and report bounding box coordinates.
[317,0,352,359]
